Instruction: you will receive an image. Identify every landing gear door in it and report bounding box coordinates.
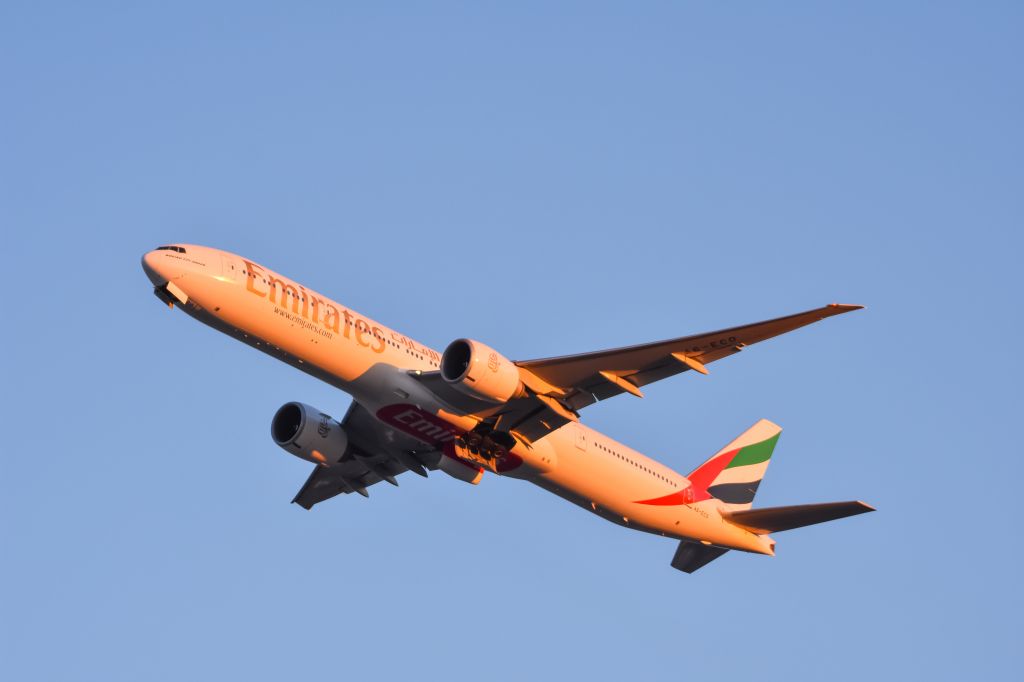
[574,425,588,451]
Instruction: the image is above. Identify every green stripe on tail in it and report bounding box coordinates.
[726,433,780,469]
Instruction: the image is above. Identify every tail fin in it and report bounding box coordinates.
[687,419,781,511]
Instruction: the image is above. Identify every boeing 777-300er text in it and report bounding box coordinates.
[142,244,873,573]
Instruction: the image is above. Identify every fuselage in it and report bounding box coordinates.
[142,244,773,554]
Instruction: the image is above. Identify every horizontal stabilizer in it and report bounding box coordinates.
[724,501,875,534]
[670,541,730,573]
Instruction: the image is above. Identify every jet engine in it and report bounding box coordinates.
[271,402,348,465]
[440,338,526,404]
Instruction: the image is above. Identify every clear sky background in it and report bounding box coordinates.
[2,2,1021,680]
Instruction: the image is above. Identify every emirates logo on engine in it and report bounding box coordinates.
[487,351,500,373]
[317,414,331,438]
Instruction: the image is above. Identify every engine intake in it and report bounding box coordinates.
[271,402,348,465]
[441,339,526,404]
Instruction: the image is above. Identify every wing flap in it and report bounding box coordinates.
[292,460,375,508]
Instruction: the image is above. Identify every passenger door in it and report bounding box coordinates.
[220,254,239,282]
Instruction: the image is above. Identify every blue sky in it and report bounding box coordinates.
[2,2,1021,680]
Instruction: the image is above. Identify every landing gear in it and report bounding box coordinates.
[455,427,516,464]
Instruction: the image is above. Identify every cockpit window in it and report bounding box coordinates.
[155,245,186,254]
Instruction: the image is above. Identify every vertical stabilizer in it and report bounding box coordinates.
[687,419,781,511]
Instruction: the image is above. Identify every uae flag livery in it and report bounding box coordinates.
[688,419,781,510]
[636,419,781,510]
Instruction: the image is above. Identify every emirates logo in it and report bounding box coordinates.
[317,414,331,438]
[487,352,500,372]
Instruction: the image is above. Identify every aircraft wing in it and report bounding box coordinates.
[517,303,863,411]
[292,402,439,509]
[410,304,861,444]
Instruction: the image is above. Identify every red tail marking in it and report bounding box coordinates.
[633,449,740,506]
[634,487,712,506]
[687,449,738,490]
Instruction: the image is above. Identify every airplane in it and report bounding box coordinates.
[141,244,873,573]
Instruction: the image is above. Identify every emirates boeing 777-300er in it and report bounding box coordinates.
[142,244,873,573]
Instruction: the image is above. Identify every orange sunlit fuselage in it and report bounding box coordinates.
[141,244,776,555]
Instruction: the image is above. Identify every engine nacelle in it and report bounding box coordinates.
[440,338,526,404]
[271,402,348,465]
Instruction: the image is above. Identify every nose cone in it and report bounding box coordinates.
[141,251,166,285]
[141,250,185,286]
